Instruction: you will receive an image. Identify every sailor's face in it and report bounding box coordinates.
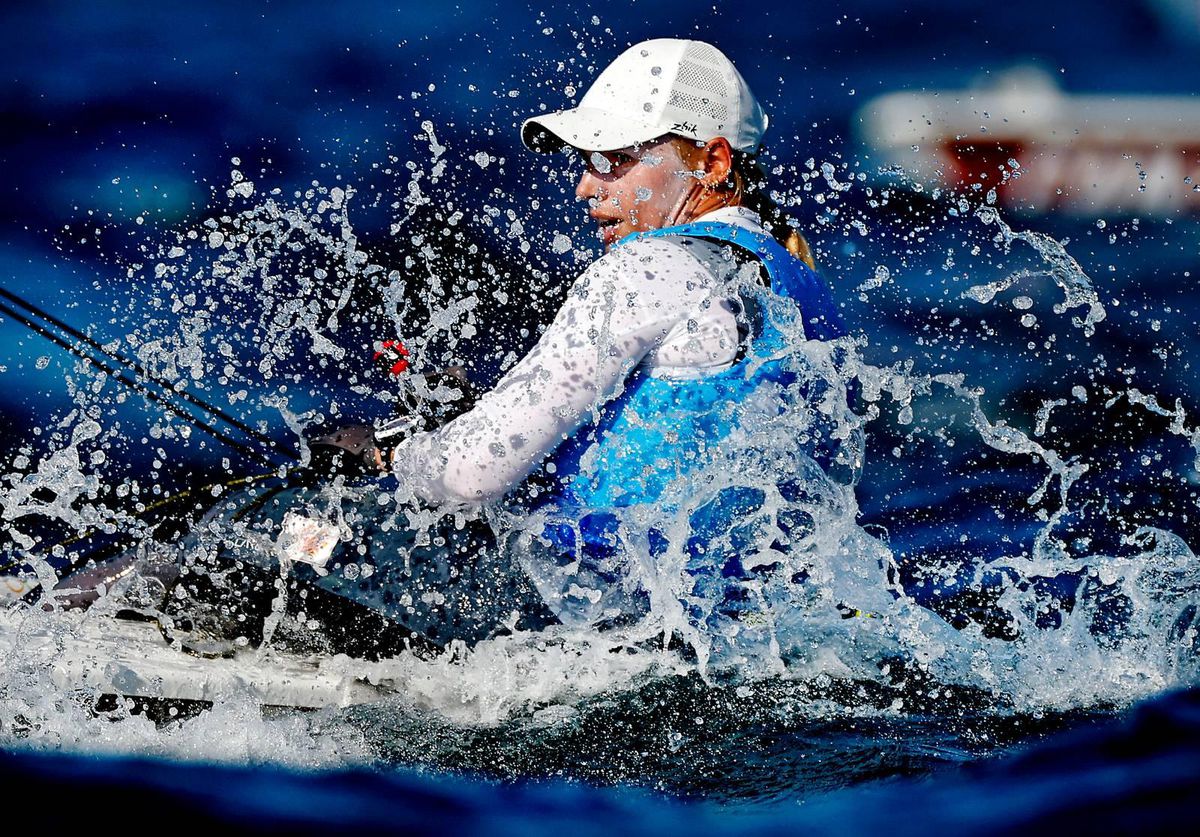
[574,137,699,249]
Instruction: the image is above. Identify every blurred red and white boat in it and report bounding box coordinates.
[858,67,1200,216]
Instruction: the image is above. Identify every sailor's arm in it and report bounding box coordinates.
[388,240,706,504]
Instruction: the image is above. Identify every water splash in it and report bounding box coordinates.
[965,205,1107,336]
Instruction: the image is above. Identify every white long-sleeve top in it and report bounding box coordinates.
[389,206,775,504]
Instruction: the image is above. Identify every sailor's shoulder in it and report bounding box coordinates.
[575,236,715,293]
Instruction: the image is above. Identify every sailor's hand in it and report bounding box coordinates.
[307,425,375,476]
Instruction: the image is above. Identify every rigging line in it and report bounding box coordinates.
[0,298,288,469]
[0,285,298,463]
[0,284,292,456]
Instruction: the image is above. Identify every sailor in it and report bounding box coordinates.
[76,38,848,662]
[380,38,846,647]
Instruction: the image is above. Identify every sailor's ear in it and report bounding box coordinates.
[700,137,734,188]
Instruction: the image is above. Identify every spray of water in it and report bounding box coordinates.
[1,62,1197,767]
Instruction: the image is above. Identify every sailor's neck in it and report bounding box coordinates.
[690,205,767,235]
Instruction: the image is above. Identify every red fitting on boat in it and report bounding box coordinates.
[373,340,409,375]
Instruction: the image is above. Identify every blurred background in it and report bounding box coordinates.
[2,0,1199,599]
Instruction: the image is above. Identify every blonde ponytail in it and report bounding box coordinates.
[783,228,815,270]
[730,150,816,271]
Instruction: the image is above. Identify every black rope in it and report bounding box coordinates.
[0,294,293,469]
[0,284,297,460]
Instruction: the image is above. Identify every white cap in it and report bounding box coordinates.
[522,39,768,154]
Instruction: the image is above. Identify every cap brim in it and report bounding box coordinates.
[521,107,666,154]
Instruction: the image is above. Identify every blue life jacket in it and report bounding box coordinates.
[522,221,847,628]
[544,221,843,521]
